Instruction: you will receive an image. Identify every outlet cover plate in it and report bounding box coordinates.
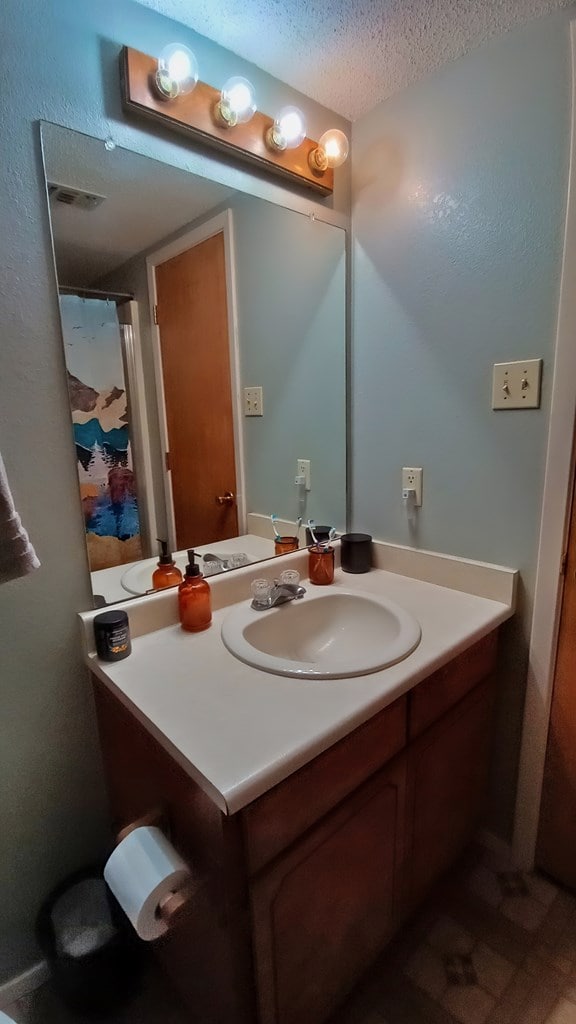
[402,467,422,506]
[297,459,311,490]
[492,359,542,409]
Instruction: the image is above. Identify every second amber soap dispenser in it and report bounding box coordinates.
[152,539,183,590]
[178,550,212,632]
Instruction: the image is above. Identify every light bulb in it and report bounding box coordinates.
[155,43,198,100]
[215,76,257,127]
[266,106,307,152]
[309,128,349,173]
[321,129,349,166]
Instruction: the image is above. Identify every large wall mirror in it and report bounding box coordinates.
[40,122,347,606]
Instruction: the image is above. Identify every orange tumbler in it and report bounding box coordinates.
[308,545,335,585]
[274,535,299,555]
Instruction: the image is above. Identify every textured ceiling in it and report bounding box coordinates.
[133,0,573,119]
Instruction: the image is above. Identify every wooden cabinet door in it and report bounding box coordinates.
[404,677,494,916]
[250,757,406,1024]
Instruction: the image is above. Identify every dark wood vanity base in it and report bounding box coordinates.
[93,629,498,1024]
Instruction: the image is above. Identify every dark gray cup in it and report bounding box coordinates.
[340,533,372,573]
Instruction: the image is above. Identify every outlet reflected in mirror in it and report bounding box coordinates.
[40,123,347,607]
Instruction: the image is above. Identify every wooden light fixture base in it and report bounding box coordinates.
[121,47,335,197]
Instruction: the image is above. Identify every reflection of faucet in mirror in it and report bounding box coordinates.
[41,122,347,609]
[202,552,251,574]
[203,553,227,570]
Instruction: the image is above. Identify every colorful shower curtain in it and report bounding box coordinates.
[59,294,142,572]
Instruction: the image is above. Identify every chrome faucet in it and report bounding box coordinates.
[251,579,306,610]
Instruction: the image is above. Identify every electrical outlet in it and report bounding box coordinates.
[297,459,311,491]
[244,386,263,416]
[402,467,423,506]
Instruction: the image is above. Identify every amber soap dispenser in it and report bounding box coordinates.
[152,539,183,590]
[178,550,212,632]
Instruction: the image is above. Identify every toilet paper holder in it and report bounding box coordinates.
[156,887,190,924]
[115,806,165,845]
[114,808,196,927]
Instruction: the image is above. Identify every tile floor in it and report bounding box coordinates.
[332,845,576,1024]
[3,845,576,1024]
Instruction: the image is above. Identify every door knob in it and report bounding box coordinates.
[216,490,235,507]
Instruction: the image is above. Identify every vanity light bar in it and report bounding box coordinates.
[120,47,336,197]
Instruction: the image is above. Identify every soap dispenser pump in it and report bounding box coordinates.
[152,539,183,591]
[178,549,212,632]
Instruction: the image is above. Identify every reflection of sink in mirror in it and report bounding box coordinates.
[221,589,422,679]
[116,534,274,602]
[41,122,346,609]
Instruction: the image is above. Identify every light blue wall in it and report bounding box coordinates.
[351,11,572,837]
[233,196,347,531]
[0,0,349,979]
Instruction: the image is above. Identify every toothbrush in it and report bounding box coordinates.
[307,519,320,546]
[308,521,337,552]
[321,528,337,552]
[296,516,302,539]
[271,514,282,540]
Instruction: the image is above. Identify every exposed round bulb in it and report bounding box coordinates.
[155,43,198,99]
[318,129,349,168]
[267,106,307,151]
[309,128,349,173]
[217,76,257,126]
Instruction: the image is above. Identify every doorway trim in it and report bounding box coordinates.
[146,209,246,551]
[512,19,576,869]
[118,299,158,555]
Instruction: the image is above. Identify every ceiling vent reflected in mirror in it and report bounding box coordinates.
[48,183,107,211]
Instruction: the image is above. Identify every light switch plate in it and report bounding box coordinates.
[244,386,263,416]
[492,359,542,409]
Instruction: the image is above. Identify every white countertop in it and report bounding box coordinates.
[82,546,516,815]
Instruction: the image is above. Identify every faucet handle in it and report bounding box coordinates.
[279,569,300,586]
[251,578,273,608]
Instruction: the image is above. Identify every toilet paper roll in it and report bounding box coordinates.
[104,825,191,941]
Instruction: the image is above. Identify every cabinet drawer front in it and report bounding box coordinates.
[409,631,497,739]
[242,696,407,875]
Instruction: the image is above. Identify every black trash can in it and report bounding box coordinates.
[36,865,143,1016]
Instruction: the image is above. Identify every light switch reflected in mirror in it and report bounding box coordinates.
[40,123,347,608]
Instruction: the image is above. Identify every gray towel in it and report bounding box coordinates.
[0,452,40,584]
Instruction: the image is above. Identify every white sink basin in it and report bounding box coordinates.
[221,587,421,679]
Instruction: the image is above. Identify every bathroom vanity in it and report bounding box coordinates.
[82,546,516,1024]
